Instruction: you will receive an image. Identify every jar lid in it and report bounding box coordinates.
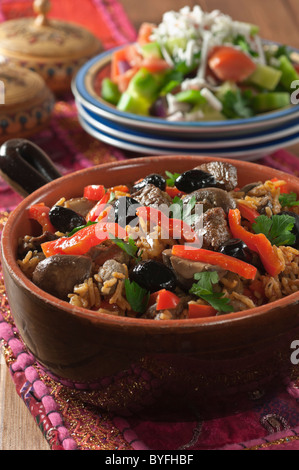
[0,0,102,62]
[0,63,55,142]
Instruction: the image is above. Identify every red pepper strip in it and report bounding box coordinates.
[110,185,129,193]
[86,192,111,222]
[188,303,217,319]
[172,245,257,280]
[28,203,55,233]
[136,206,201,245]
[237,201,260,224]
[155,289,181,311]
[270,177,288,194]
[41,222,126,257]
[83,185,105,201]
[228,208,284,277]
[165,186,185,199]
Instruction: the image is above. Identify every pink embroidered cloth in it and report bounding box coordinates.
[1,0,299,451]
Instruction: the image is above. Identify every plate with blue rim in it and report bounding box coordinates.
[73,43,299,137]
[78,111,299,160]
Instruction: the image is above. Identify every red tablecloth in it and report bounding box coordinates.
[1,0,299,451]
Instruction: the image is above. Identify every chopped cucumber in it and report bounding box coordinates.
[175,89,206,105]
[278,55,299,90]
[252,92,290,113]
[101,78,121,105]
[141,41,163,59]
[247,64,282,90]
[160,79,181,96]
[165,37,188,56]
[117,92,150,115]
[127,68,164,102]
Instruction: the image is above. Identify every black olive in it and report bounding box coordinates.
[278,211,299,248]
[113,196,141,227]
[175,169,217,193]
[49,206,86,233]
[130,260,177,293]
[132,173,166,192]
[218,239,253,264]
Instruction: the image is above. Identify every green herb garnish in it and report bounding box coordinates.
[165,171,181,187]
[221,89,254,119]
[279,192,299,208]
[124,279,150,314]
[189,272,233,314]
[171,195,198,225]
[67,221,97,237]
[109,234,142,261]
[252,214,296,246]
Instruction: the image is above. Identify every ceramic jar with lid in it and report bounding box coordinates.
[0,0,102,94]
[0,63,55,143]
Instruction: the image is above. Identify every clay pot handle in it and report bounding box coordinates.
[0,139,61,197]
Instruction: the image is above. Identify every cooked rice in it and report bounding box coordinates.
[260,246,299,302]
[17,250,43,278]
[233,179,282,216]
[68,277,101,309]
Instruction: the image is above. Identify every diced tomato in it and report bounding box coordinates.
[111,47,129,82]
[139,57,170,73]
[114,66,138,92]
[237,201,260,224]
[83,185,105,201]
[28,203,55,233]
[155,289,180,311]
[294,63,299,75]
[208,46,257,82]
[137,22,156,45]
[188,303,217,319]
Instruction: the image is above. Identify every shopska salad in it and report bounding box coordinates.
[99,6,299,121]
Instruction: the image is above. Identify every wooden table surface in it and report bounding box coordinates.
[1,0,299,451]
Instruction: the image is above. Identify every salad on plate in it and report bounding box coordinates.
[99,6,299,121]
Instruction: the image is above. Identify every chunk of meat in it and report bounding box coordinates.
[195,161,238,192]
[201,207,231,249]
[182,187,236,214]
[88,241,130,266]
[97,259,128,295]
[32,254,92,300]
[63,197,95,218]
[18,231,59,257]
[131,183,172,209]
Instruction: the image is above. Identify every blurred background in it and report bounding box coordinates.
[122,0,299,48]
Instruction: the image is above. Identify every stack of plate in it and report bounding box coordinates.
[72,47,299,160]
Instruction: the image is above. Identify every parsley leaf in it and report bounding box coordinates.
[221,89,254,119]
[171,195,199,225]
[189,272,233,314]
[279,192,299,207]
[165,171,181,187]
[109,234,140,260]
[124,279,150,314]
[252,214,296,246]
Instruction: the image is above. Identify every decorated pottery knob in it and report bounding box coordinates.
[0,0,103,94]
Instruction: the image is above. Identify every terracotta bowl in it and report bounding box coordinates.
[1,140,299,416]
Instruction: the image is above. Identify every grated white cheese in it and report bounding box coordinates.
[200,88,223,112]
